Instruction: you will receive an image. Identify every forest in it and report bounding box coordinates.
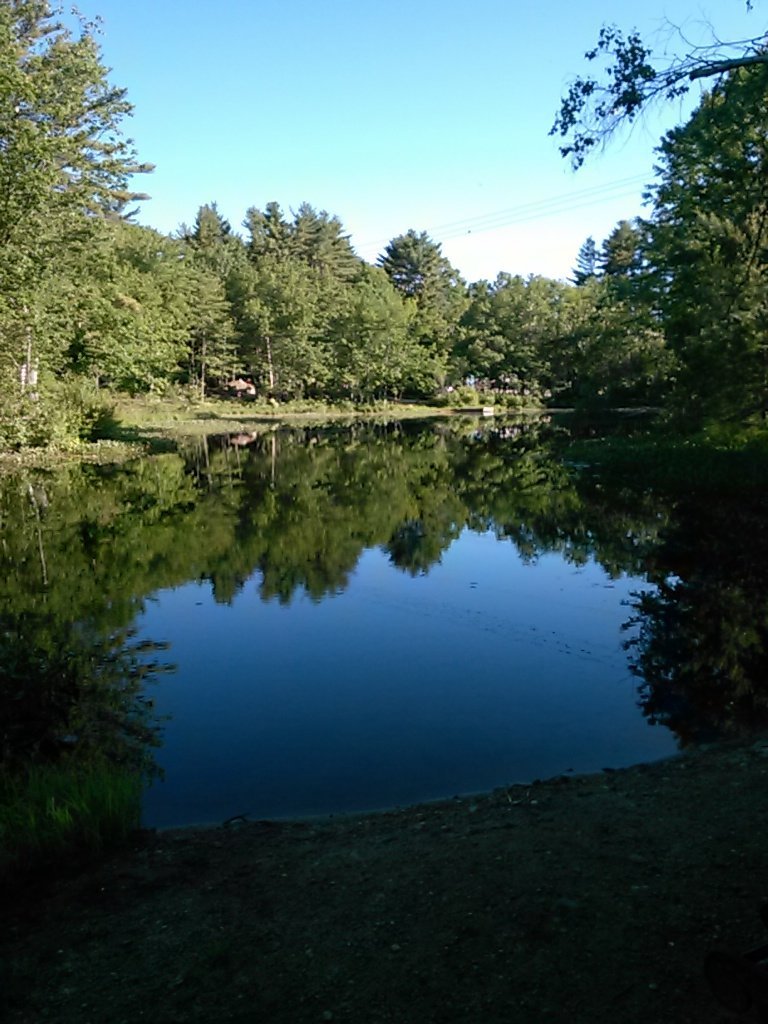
[1,2,767,450]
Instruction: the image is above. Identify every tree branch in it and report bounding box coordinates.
[689,53,768,81]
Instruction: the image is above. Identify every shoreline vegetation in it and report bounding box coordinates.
[4,27,768,469]
[2,391,765,486]
[0,395,545,471]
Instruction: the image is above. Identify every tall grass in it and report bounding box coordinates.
[0,759,142,881]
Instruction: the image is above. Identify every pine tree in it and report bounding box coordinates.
[646,64,768,423]
[243,202,293,262]
[571,236,599,285]
[378,230,467,388]
[600,220,643,279]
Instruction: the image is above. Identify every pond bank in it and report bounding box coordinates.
[0,402,547,473]
[4,739,768,1024]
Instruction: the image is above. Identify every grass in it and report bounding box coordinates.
[109,391,544,437]
[0,759,142,882]
[564,423,768,495]
[112,392,435,427]
[0,389,546,470]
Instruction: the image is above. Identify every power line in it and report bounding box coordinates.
[356,172,652,256]
[439,187,644,240]
[419,174,649,238]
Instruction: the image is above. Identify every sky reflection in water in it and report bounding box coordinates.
[140,529,676,828]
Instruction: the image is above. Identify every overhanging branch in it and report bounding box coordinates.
[689,53,768,81]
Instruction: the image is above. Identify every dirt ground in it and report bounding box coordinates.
[4,739,768,1024]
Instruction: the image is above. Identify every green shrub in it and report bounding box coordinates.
[453,386,482,407]
[53,377,120,441]
[0,376,119,451]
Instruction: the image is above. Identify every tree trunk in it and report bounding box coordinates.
[200,336,207,400]
[20,314,38,399]
[265,335,275,391]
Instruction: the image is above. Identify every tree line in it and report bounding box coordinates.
[1,2,767,449]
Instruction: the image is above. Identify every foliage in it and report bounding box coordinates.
[244,200,360,281]
[378,230,467,386]
[2,4,768,445]
[551,14,768,167]
[645,64,768,424]
[459,274,564,396]
[0,0,151,419]
[0,1,149,243]
[571,236,598,285]
[328,265,417,401]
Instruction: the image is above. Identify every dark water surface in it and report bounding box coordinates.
[139,542,673,826]
[3,416,765,828]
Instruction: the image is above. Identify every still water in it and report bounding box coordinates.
[140,537,674,827]
[4,416,763,828]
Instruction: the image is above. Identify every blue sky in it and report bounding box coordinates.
[77,0,759,282]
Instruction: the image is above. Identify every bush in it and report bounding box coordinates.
[453,386,483,407]
[0,376,119,451]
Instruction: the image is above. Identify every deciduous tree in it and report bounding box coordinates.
[0,0,150,431]
[551,11,768,167]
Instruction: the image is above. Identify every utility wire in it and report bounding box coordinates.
[415,174,649,238]
[439,187,644,240]
[356,172,651,256]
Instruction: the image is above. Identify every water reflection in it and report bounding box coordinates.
[626,497,768,743]
[0,417,766,827]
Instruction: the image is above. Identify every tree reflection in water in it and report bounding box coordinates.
[0,416,766,798]
[625,498,768,743]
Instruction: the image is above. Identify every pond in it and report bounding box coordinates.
[2,416,766,828]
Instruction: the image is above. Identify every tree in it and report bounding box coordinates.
[378,230,451,299]
[327,265,416,401]
[184,202,246,278]
[599,220,643,279]
[551,12,768,167]
[571,236,599,285]
[63,223,193,393]
[0,2,149,241]
[378,230,467,388]
[566,283,671,409]
[180,204,242,395]
[190,202,233,247]
[0,1,150,421]
[459,274,560,395]
[183,268,236,397]
[644,64,768,423]
[291,202,361,282]
[228,255,332,397]
[244,201,293,262]
[561,219,672,409]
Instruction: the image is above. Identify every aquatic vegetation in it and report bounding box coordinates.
[565,426,768,495]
